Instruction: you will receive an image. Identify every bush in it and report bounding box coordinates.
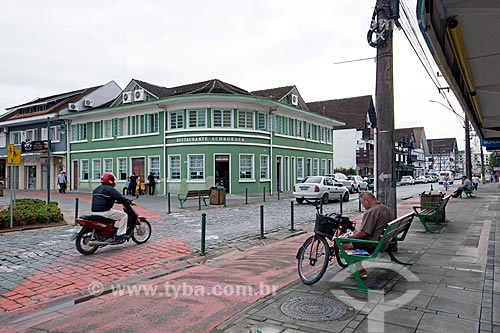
[0,199,64,229]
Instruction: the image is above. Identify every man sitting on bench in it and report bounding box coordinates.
[341,192,393,278]
[451,175,473,198]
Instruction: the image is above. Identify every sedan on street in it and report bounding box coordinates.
[414,176,428,184]
[293,176,350,204]
[400,175,415,186]
[347,175,369,191]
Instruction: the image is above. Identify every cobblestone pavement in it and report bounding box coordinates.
[0,183,442,314]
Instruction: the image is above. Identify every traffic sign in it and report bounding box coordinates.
[7,144,21,165]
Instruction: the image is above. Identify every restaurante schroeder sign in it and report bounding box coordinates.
[21,140,48,153]
[175,137,246,143]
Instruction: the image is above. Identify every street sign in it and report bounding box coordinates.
[8,145,21,165]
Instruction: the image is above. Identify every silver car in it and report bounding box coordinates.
[293,176,350,204]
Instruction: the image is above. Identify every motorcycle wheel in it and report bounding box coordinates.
[75,229,99,255]
[131,220,152,244]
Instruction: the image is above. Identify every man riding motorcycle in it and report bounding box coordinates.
[91,172,134,241]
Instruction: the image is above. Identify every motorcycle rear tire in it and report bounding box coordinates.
[76,229,100,255]
[131,220,152,244]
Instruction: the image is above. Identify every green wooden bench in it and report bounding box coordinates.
[178,190,211,208]
[334,212,415,293]
[412,195,450,233]
[463,188,474,198]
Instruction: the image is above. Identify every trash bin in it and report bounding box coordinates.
[0,182,3,197]
[209,186,225,205]
[419,191,445,222]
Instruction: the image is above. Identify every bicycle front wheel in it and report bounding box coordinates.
[297,235,330,285]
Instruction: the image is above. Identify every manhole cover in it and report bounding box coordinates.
[280,295,346,322]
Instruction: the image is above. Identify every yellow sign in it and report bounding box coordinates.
[7,144,21,165]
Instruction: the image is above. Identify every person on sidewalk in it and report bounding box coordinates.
[129,172,138,197]
[472,174,479,191]
[57,170,67,194]
[91,172,134,241]
[341,192,392,278]
[451,175,473,198]
[147,172,156,196]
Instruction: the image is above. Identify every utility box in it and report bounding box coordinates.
[209,186,225,205]
[419,192,445,222]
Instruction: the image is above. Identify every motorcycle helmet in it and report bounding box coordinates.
[101,172,116,187]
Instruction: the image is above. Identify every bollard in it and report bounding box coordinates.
[9,191,13,229]
[245,188,248,204]
[198,190,201,210]
[339,194,343,215]
[277,188,280,200]
[167,192,171,214]
[358,192,362,212]
[290,200,295,231]
[259,205,266,238]
[75,198,79,225]
[263,186,266,202]
[224,189,227,207]
[320,199,323,215]
[200,213,206,256]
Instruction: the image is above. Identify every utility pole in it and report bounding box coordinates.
[465,115,472,179]
[374,0,397,218]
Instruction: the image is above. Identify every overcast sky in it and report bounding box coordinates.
[0,0,472,150]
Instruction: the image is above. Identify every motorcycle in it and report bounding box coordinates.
[72,204,152,255]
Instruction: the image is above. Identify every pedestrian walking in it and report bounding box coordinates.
[147,172,156,196]
[57,170,67,194]
[129,172,138,196]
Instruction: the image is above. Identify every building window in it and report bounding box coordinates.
[145,113,159,133]
[170,110,184,129]
[320,159,327,176]
[320,127,326,142]
[169,155,181,180]
[25,129,38,141]
[103,158,113,173]
[239,154,254,179]
[81,160,89,180]
[113,118,127,136]
[94,121,102,139]
[71,123,87,141]
[238,110,254,129]
[188,109,206,128]
[148,156,160,180]
[213,109,232,127]
[257,113,268,130]
[296,157,304,179]
[296,120,303,138]
[0,133,5,147]
[188,154,204,180]
[260,155,269,180]
[103,120,113,138]
[92,159,101,180]
[326,128,332,144]
[313,158,319,176]
[10,131,23,145]
[306,123,312,139]
[117,157,127,180]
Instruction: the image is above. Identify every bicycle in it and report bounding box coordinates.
[296,203,355,285]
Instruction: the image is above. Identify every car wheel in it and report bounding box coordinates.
[342,192,349,202]
[296,198,304,204]
[321,193,329,204]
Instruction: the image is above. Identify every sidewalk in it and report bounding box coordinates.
[0,183,498,332]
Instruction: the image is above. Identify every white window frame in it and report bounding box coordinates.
[103,120,113,138]
[92,159,101,180]
[188,109,206,128]
[257,113,268,130]
[170,110,184,130]
[313,158,319,176]
[297,157,304,179]
[237,110,254,129]
[320,159,327,176]
[117,157,127,180]
[103,158,113,173]
[260,155,270,180]
[148,155,160,180]
[188,154,205,180]
[81,160,89,180]
[213,109,232,128]
[239,154,254,181]
[168,155,181,181]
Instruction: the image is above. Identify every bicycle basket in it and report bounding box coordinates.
[314,214,339,240]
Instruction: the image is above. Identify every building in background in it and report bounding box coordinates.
[426,138,459,175]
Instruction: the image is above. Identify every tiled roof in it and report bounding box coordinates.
[427,138,457,153]
[251,86,294,101]
[395,128,415,143]
[306,95,375,130]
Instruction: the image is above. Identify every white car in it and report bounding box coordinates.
[400,175,415,186]
[414,176,428,184]
[327,173,356,193]
[347,175,369,191]
[293,176,350,204]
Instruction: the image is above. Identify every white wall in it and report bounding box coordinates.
[333,128,357,170]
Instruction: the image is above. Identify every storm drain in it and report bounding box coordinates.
[280,295,346,322]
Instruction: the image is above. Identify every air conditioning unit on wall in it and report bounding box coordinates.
[122,91,133,104]
[68,103,79,111]
[133,89,146,102]
[291,94,298,106]
[83,99,93,107]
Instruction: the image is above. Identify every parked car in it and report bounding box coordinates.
[364,175,375,190]
[327,173,355,193]
[400,175,415,186]
[414,176,428,184]
[347,175,368,191]
[293,176,349,204]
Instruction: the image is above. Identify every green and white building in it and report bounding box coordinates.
[63,79,344,195]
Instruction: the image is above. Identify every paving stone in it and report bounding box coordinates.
[428,297,481,320]
[417,313,479,332]
[433,285,482,304]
